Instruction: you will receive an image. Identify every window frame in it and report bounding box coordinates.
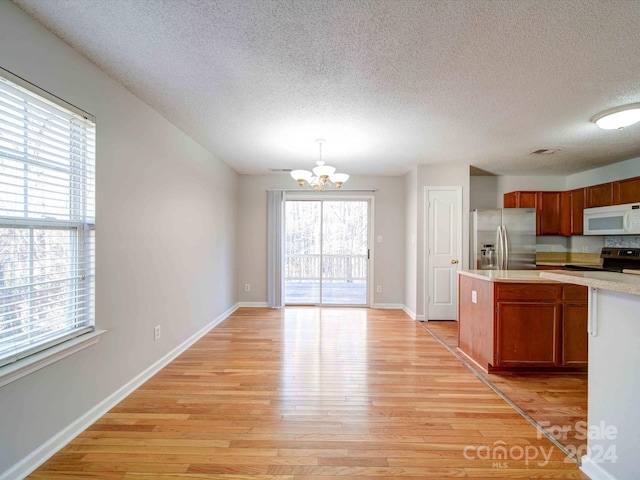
[0,67,103,386]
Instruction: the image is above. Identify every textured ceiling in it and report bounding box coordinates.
[13,0,640,176]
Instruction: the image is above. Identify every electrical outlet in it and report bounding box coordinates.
[376,285,382,293]
[245,284,251,292]
[551,245,557,252]
[472,290,477,304]
[154,325,161,341]
[583,245,589,253]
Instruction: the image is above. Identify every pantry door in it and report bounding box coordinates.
[426,187,462,320]
[284,199,370,306]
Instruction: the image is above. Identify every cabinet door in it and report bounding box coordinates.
[503,191,538,208]
[503,192,517,208]
[539,192,561,235]
[518,192,538,208]
[560,191,571,236]
[562,302,588,365]
[570,188,585,235]
[495,302,561,366]
[586,183,613,208]
[613,177,640,205]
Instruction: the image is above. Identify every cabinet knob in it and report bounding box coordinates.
[451,259,459,264]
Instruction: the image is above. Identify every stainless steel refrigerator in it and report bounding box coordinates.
[471,208,536,270]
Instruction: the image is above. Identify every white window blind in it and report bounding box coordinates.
[0,70,95,369]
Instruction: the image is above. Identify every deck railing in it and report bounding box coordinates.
[285,254,367,283]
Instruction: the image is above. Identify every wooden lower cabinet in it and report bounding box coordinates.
[562,302,588,365]
[561,284,589,366]
[496,301,560,366]
[457,275,587,373]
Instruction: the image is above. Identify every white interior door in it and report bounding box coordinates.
[426,187,462,320]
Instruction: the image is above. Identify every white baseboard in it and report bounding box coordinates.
[402,305,417,319]
[237,302,269,307]
[371,303,404,310]
[580,455,618,480]
[1,302,240,480]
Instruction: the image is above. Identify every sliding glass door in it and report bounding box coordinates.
[284,199,369,306]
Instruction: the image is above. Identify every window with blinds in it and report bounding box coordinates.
[0,69,95,368]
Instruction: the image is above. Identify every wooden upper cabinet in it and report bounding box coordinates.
[539,192,562,235]
[503,191,540,234]
[586,182,614,208]
[503,191,538,208]
[504,191,565,235]
[613,177,640,205]
[503,192,517,208]
[502,177,640,236]
[560,191,571,236]
[559,189,585,236]
[517,192,538,208]
[570,188,585,235]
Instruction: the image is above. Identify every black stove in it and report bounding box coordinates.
[565,247,640,273]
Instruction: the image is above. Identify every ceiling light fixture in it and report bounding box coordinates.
[290,139,349,191]
[592,103,640,130]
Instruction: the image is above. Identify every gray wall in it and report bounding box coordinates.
[2,0,640,475]
[236,174,406,307]
[496,175,566,207]
[566,157,640,189]
[0,2,238,474]
[470,175,498,210]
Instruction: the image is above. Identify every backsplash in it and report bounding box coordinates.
[605,236,640,248]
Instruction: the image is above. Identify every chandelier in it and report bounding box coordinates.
[290,139,349,191]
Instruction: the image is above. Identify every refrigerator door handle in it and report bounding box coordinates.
[503,225,509,269]
[496,225,503,270]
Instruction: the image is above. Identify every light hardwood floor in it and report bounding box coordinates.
[422,320,588,459]
[29,308,588,479]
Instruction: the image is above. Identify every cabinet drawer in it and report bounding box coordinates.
[496,283,561,300]
[563,284,588,301]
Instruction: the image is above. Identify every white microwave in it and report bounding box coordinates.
[583,202,640,235]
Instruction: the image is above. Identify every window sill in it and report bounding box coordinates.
[0,329,106,388]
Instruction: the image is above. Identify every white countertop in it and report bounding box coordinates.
[458,270,561,283]
[539,270,640,296]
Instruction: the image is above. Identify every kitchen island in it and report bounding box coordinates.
[457,270,588,373]
[539,270,640,480]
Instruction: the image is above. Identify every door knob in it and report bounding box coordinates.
[451,259,458,264]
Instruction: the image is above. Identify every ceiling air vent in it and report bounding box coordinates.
[530,148,561,155]
[269,168,292,172]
